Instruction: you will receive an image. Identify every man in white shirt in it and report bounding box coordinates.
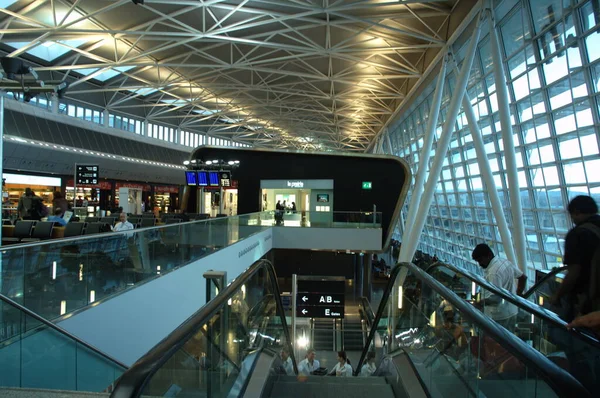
[112,212,134,232]
[298,348,320,376]
[472,244,527,331]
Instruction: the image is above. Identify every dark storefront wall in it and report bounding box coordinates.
[189,147,410,247]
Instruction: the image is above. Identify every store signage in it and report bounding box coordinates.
[115,182,152,191]
[362,181,372,190]
[296,279,345,319]
[261,179,333,190]
[76,165,99,185]
[67,179,112,190]
[4,173,61,187]
[154,186,179,194]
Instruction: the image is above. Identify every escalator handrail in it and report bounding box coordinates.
[522,265,568,299]
[110,259,297,398]
[356,262,590,397]
[426,261,600,348]
[0,293,128,370]
[359,296,375,327]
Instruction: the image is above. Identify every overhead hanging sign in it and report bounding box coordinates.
[76,164,99,185]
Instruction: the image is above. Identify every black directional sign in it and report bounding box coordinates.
[297,293,344,306]
[76,165,99,185]
[296,278,345,319]
[296,306,344,318]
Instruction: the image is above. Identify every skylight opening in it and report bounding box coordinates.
[0,1,18,8]
[77,66,134,82]
[127,87,160,96]
[7,39,89,61]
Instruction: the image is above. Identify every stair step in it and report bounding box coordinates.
[270,381,394,398]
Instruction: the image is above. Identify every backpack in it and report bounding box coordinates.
[574,222,600,315]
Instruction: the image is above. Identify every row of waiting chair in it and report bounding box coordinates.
[1,221,121,245]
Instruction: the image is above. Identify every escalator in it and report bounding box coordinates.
[110,261,590,397]
[0,293,127,392]
[425,261,600,393]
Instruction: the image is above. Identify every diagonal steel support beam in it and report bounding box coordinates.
[399,11,483,263]
[487,8,527,273]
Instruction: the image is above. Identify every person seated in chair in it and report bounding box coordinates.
[112,212,134,232]
[47,208,67,226]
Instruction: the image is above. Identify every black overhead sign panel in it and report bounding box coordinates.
[76,165,99,185]
[296,279,345,319]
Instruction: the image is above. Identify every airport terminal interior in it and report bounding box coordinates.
[0,0,599,397]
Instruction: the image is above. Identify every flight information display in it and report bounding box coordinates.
[197,171,208,186]
[208,171,220,186]
[185,171,197,186]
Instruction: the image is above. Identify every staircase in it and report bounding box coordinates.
[342,318,364,351]
[312,319,334,351]
[266,375,395,398]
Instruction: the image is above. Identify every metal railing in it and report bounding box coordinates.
[355,262,590,397]
[110,259,296,398]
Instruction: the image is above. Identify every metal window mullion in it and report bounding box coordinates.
[575,0,600,170]
[521,0,570,270]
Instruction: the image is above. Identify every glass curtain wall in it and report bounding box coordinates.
[391,0,600,278]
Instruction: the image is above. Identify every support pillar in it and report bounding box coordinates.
[400,12,483,263]
[0,95,4,243]
[461,85,517,266]
[401,56,448,253]
[50,94,59,113]
[103,109,109,128]
[377,136,384,154]
[488,9,527,273]
[385,131,394,155]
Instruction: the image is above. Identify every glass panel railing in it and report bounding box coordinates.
[0,294,126,392]
[523,267,567,302]
[427,261,600,393]
[357,263,590,397]
[258,211,382,228]
[111,259,296,397]
[0,213,268,326]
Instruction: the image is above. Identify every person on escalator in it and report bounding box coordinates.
[551,195,600,320]
[329,351,352,377]
[472,244,527,331]
[298,348,320,376]
[280,347,294,375]
[360,352,377,376]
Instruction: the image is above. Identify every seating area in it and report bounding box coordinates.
[1,212,215,246]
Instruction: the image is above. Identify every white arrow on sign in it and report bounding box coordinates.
[302,309,308,315]
[302,296,308,302]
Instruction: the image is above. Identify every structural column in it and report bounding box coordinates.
[400,56,448,261]
[0,95,4,243]
[401,13,483,262]
[50,93,59,113]
[460,88,517,266]
[103,109,109,128]
[488,9,527,273]
[385,131,394,155]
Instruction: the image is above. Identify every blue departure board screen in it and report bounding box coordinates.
[185,171,197,186]
[197,171,208,186]
[208,171,219,186]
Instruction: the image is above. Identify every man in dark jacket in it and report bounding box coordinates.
[552,195,600,318]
